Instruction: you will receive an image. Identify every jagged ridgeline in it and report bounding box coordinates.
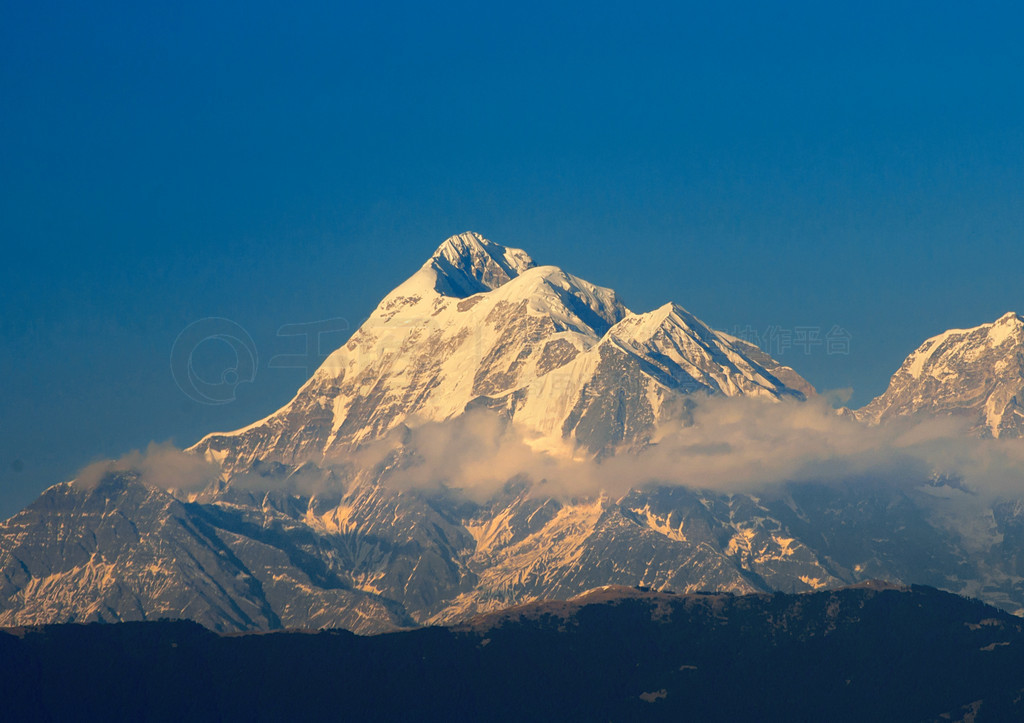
[857,311,1024,438]
[2,232,1024,632]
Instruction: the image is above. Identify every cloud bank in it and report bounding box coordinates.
[364,398,1024,501]
[72,399,1024,504]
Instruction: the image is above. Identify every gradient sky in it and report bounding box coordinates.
[2,1,1023,518]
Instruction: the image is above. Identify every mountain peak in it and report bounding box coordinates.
[427,232,536,298]
[194,230,811,468]
[859,312,1024,437]
[600,302,808,401]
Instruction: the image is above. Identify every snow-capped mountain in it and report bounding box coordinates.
[859,312,1024,438]
[192,232,810,472]
[3,233,1024,633]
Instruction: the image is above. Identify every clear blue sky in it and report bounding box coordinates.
[2,1,1023,517]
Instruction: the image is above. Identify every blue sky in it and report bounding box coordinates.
[2,1,1023,517]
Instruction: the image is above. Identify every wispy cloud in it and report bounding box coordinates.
[71,399,1024,505]
[358,398,1024,501]
[74,441,221,493]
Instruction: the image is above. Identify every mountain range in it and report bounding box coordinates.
[2,232,1023,632]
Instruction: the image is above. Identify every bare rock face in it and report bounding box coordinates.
[6,460,1005,631]
[858,312,1024,438]
[0,473,413,633]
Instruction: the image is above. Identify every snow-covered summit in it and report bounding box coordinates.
[191,232,812,472]
[366,232,538,322]
[858,312,1024,437]
[605,303,804,398]
[428,232,536,298]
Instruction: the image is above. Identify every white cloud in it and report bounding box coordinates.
[73,399,1024,505]
[74,441,220,493]
[365,397,1024,501]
